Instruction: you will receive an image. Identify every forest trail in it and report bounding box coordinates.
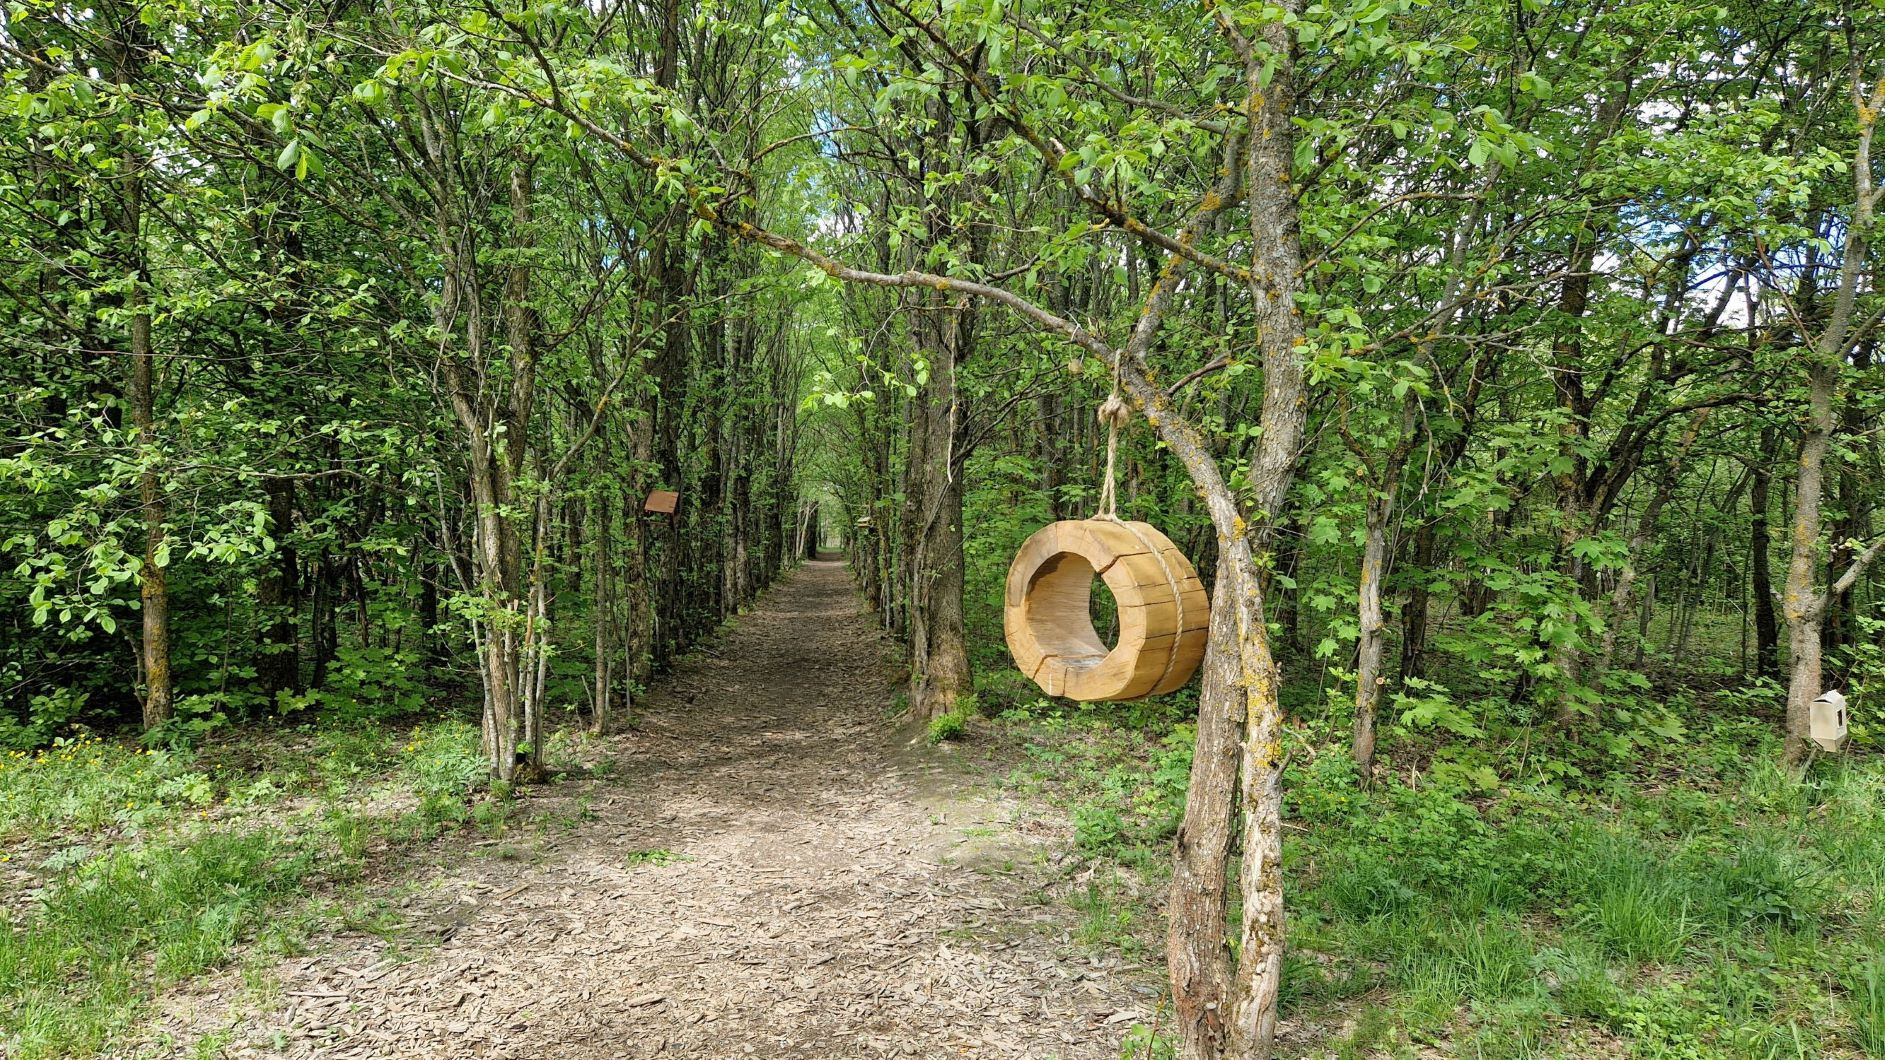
[141,561,1155,1059]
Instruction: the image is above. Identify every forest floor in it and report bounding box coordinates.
[133,561,1160,1059]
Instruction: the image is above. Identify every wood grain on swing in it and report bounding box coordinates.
[1004,519,1209,702]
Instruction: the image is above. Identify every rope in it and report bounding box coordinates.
[1094,353,1131,521]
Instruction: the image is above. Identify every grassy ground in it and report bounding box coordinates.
[0,719,505,1058]
[7,603,1876,1059]
[967,667,1885,1060]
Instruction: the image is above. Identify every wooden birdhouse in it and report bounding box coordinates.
[643,489,679,515]
[1811,689,1848,753]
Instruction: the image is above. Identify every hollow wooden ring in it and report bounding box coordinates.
[1003,519,1210,702]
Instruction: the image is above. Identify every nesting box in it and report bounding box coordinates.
[1003,519,1209,702]
[1811,689,1848,752]
[643,489,679,514]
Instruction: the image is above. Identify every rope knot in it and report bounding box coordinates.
[1093,389,1131,520]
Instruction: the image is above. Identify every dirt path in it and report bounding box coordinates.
[142,561,1156,1059]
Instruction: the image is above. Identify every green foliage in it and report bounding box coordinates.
[1844,614,1885,750]
[1576,857,1696,964]
[1072,802,1129,854]
[0,715,510,1056]
[0,736,198,842]
[400,721,487,824]
[1117,1024,1177,1059]
[0,689,88,752]
[0,0,1881,1053]
[926,704,975,745]
[312,645,430,722]
[1070,872,1142,956]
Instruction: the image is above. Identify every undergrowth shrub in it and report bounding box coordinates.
[1072,802,1127,854]
[1696,831,1827,933]
[401,720,486,822]
[926,704,974,744]
[0,737,196,841]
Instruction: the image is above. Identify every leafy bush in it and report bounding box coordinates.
[400,720,486,822]
[0,688,88,751]
[1072,801,1128,854]
[314,644,428,721]
[1845,613,1885,749]
[926,707,973,744]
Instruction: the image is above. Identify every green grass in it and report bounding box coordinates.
[0,720,489,845]
[1849,960,1885,1056]
[0,718,494,1057]
[989,668,1885,1059]
[0,829,313,1057]
[1070,871,1144,956]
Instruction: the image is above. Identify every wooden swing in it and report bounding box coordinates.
[1003,387,1209,702]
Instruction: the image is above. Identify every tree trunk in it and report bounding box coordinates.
[258,478,300,696]
[1824,343,1871,672]
[1783,361,1837,766]
[592,485,613,735]
[1221,9,1309,1052]
[130,257,169,729]
[1783,81,1880,765]
[1398,522,1437,683]
[1224,543,1290,1060]
[1352,481,1396,779]
[1352,391,1417,779]
[110,12,168,730]
[1167,565,1239,1056]
[1750,425,1780,680]
[906,303,973,721]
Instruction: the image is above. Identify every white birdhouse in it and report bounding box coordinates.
[1811,689,1848,753]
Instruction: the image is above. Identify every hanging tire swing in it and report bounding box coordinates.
[1003,386,1210,702]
